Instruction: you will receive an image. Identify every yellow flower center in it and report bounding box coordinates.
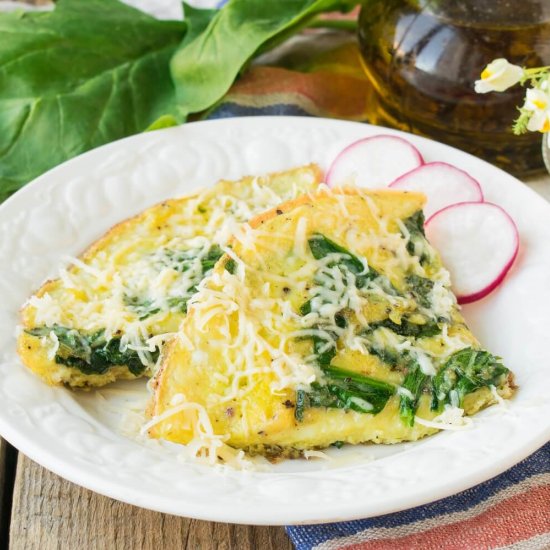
[481,68,492,80]
[533,98,547,110]
[542,118,550,133]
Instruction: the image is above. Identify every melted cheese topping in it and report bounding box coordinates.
[151,187,480,460]
[186,269,318,399]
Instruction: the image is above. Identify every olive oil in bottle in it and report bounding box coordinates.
[358,0,550,176]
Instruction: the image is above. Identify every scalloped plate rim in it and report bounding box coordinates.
[0,116,549,525]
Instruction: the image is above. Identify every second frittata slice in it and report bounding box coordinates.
[149,187,515,458]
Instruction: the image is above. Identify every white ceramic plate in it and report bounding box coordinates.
[0,117,549,525]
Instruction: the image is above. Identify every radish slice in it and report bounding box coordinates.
[389,162,484,219]
[425,202,519,304]
[326,135,423,188]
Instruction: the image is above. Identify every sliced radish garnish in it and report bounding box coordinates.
[425,202,519,304]
[326,135,423,188]
[389,162,484,219]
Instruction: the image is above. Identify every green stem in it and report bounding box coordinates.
[307,18,358,31]
[524,66,550,75]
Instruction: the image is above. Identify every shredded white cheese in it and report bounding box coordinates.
[415,406,473,430]
[303,450,332,461]
[47,330,60,361]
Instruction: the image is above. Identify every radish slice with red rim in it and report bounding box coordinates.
[326,135,423,188]
[425,202,519,304]
[389,162,484,219]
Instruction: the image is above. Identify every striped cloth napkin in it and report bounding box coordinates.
[199,25,550,550]
[200,28,373,123]
[286,443,550,549]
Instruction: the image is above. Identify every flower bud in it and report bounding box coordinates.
[474,59,523,93]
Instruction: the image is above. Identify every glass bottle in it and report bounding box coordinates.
[358,0,550,177]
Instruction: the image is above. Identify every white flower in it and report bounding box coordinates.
[527,109,550,132]
[474,58,524,93]
[521,87,550,132]
[524,88,550,112]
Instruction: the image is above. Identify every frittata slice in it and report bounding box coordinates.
[18,165,322,388]
[149,187,515,457]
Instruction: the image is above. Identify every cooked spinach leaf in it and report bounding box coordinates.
[323,365,396,401]
[299,299,312,316]
[404,210,425,237]
[126,244,223,317]
[28,325,98,362]
[308,233,378,288]
[307,234,401,299]
[163,244,224,274]
[297,235,367,368]
[369,317,441,339]
[295,317,340,368]
[295,389,307,422]
[306,383,377,414]
[295,233,400,420]
[311,331,338,368]
[406,274,434,309]
[309,233,364,267]
[367,344,401,367]
[399,360,428,426]
[431,348,509,411]
[224,258,237,274]
[201,244,225,270]
[167,296,190,314]
[170,0,361,116]
[26,325,157,376]
[0,0,187,200]
[294,365,395,421]
[401,211,431,264]
[123,295,161,320]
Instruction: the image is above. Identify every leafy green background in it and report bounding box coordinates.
[0,0,185,201]
[0,0,359,201]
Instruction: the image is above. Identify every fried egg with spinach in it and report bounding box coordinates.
[149,187,515,458]
[18,165,322,388]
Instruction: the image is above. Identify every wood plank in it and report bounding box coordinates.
[1,438,18,548]
[0,438,6,506]
[10,454,294,550]
[0,438,7,540]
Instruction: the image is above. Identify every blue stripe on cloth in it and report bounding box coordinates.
[205,102,314,119]
[286,442,550,549]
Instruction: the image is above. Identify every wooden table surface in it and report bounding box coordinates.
[1,438,293,550]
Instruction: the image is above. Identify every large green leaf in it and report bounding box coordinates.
[170,0,361,116]
[0,0,186,201]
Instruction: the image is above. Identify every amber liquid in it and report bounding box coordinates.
[358,0,550,176]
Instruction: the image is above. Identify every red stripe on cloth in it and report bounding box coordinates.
[319,6,361,20]
[341,485,550,550]
[225,66,373,120]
